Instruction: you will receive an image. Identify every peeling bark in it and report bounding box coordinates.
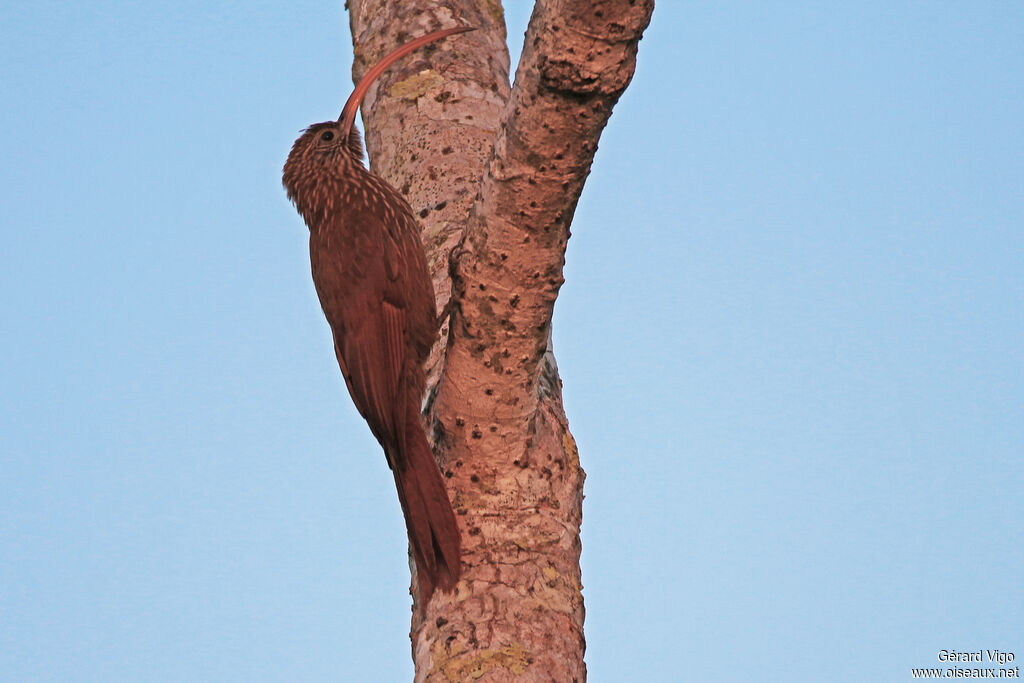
[344,1,653,680]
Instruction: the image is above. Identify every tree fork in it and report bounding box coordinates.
[345,1,653,679]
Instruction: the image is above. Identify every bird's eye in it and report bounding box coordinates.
[320,130,335,142]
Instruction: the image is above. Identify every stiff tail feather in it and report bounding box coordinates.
[390,401,461,599]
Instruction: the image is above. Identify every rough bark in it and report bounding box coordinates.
[344,1,653,680]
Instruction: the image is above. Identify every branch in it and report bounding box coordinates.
[448,0,654,408]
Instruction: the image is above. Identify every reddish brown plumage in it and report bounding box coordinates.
[282,28,473,599]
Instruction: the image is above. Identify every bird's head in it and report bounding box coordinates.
[282,122,363,219]
[282,26,475,223]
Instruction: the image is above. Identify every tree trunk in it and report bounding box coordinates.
[344,1,653,679]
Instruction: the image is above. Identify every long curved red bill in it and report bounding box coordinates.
[338,26,476,138]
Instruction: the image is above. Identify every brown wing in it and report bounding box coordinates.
[328,301,404,450]
[310,206,436,457]
[381,197,438,364]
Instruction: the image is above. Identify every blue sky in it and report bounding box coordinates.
[2,2,1021,681]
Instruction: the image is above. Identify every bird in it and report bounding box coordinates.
[282,27,473,599]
